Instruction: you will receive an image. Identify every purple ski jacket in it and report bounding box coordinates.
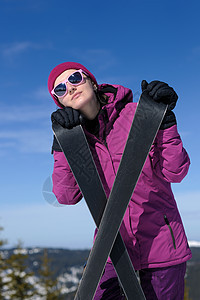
[52,84,192,270]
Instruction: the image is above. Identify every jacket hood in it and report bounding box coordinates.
[98,84,134,124]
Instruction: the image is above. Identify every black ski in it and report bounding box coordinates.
[73,90,168,300]
[52,123,146,298]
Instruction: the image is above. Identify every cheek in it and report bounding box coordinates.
[83,83,96,98]
[59,96,71,107]
[86,88,95,98]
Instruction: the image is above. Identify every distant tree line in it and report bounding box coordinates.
[0,223,193,299]
[0,225,63,299]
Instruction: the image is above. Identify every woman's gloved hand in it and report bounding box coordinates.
[51,107,82,128]
[141,80,178,110]
[141,80,178,130]
[51,107,82,153]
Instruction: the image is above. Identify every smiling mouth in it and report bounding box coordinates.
[72,92,82,100]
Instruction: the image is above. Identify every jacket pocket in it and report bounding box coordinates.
[164,215,176,249]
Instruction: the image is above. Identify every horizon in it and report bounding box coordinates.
[1,240,200,251]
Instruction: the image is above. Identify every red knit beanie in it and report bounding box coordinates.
[48,62,98,107]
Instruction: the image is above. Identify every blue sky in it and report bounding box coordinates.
[0,0,200,249]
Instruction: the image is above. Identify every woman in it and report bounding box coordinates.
[48,62,191,299]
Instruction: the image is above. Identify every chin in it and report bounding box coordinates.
[73,98,91,110]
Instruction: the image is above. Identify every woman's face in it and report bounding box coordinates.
[54,69,97,110]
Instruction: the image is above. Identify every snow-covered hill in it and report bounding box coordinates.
[1,245,200,299]
[188,240,200,247]
[0,247,89,299]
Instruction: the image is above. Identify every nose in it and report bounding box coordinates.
[68,83,76,95]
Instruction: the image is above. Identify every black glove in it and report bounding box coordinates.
[160,110,177,130]
[51,107,82,153]
[141,80,177,129]
[51,107,82,128]
[141,80,178,110]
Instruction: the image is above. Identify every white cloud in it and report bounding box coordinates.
[0,41,52,62]
[0,104,50,122]
[0,92,56,123]
[0,100,56,154]
[2,41,39,57]
[33,86,50,100]
[0,128,52,153]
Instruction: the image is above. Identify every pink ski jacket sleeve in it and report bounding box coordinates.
[152,126,190,183]
[52,151,82,205]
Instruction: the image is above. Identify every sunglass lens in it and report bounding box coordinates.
[54,83,66,97]
[68,72,82,84]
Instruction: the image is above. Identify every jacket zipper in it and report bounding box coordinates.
[164,215,176,249]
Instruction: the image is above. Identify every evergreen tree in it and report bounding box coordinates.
[0,225,7,299]
[5,241,38,299]
[39,248,63,299]
[0,226,7,248]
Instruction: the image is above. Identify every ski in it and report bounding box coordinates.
[52,122,146,298]
[74,90,168,300]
